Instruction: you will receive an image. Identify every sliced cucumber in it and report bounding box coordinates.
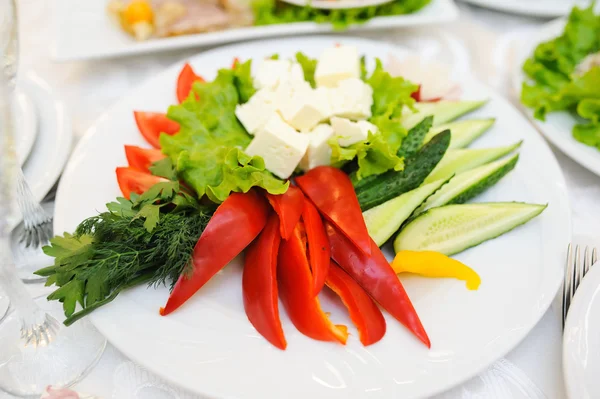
[416,154,519,213]
[363,178,450,247]
[401,100,488,130]
[394,202,547,256]
[424,141,522,184]
[424,119,496,149]
[397,116,434,158]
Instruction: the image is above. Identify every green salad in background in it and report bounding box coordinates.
[521,4,600,149]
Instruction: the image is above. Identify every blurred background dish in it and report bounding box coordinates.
[280,0,394,10]
[15,89,37,166]
[460,0,584,18]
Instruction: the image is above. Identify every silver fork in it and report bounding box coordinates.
[562,243,598,328]
[16,166,53,248]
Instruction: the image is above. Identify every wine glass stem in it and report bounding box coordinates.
[0,239,39,319]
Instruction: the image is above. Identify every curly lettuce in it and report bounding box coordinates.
[160,64,288,203]
[253,0,432,30]
[521,4,600,149]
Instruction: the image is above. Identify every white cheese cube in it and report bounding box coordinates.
[289,62,306,85]
[245,114,309,179]
[299,124,334,171]
[280,89,331,131]
[329,78,373,120]
[251,88,277,104]
[235,95,276,135]
[253,59,292,90]
[331,117,377,147]
[315,46,360,88]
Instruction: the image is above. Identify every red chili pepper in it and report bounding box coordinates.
[325,222,430,348]
[243,214,286,350]
[278,222,348,344]
[160,191,269,315]
[266,186,304,240]
[295,166,371,256]
[302,200,330,296]
[177,63,204,103]
[326,261,386,346]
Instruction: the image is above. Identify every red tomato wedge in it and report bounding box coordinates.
[133,111,180,149]
[411,85,421,101]
[115,167,167,200]
[266,186,304,240]
[302,200,330,296]
[326,261,386,346]
[124,145,165,173]
[295,166,371,256]
[243,214,287,350]
[177,63,204,103]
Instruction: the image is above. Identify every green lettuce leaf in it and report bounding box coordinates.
[161,68,288,203]
[521,4,600,149]
[253,0,431,30]
[295,52,317,87]
[232,59,256,103]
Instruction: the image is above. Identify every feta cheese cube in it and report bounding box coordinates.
[289,62,306,85]
[329,78,373,120]
[235,93,276,135]
[245,114,309,179]
[280,89,331,131]
[253,59,292,90]
[315,46,360,88]
[299,124,335,171]
[331,117,377,147]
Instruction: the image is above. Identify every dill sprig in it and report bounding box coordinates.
[36,181,213,326]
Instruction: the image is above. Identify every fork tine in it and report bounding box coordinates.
[563,243,573,328]
[593,248,598,266]
[573,245,581,295]
[584,246,591,278]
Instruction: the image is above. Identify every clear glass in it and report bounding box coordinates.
[0,0,106,396]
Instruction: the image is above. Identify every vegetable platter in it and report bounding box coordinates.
[514,4,600,177]
[50,36,570,398]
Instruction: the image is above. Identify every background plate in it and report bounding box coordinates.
[53,0,458,61]
[54,36,570,399]
[281,0,393,10]
[460,0,583,18]
[15,89,38,166]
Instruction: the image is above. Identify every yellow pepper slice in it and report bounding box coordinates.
[123,0,154,25]
[391,250,481,290]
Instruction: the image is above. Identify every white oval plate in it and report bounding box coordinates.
[281,0,393,10]
[461,0,582,18]
[8,74,73,231]
[53,36,570,399]
[512,18,600,177]
[15,89,38,166]
[563,262,600,399]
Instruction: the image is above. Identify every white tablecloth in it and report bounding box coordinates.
[11,1,600,397]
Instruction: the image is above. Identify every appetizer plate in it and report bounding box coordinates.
[563,262,600,399]
[15,89,38,166]
[512,18,600,177]
[281,0,393,10]
[460,0,582,18]
[54,36,570,399]
[8,74,73,231]
[52,0,458,61]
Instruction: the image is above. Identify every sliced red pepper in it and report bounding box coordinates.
[124,145,166,173]
[302,200,330,296]
[161,191,269,315]
[325,222,430,348]
[134,111,180,149]
[177,63,204,103]
[278,222,348,344]
[326,261,386,346]
[411,85,421,101]
[266,186,304,240]
[243,214,287,350]
[116,167,167,200]
[295,166,371,256]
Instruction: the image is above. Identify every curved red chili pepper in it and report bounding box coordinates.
[326,261,386,346]
[160,191,268,315]
[177,63,204,103]
[325,222,430,348]
[278,222,348,344]
[302,200,330,296]
[243,214,286,350]
[295,166,371,256]
[266,186,304,240]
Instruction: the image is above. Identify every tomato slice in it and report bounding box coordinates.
[124,145,166,173]
[133,111,180,149]
[177,63,204,103]
[116,167,167,199]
